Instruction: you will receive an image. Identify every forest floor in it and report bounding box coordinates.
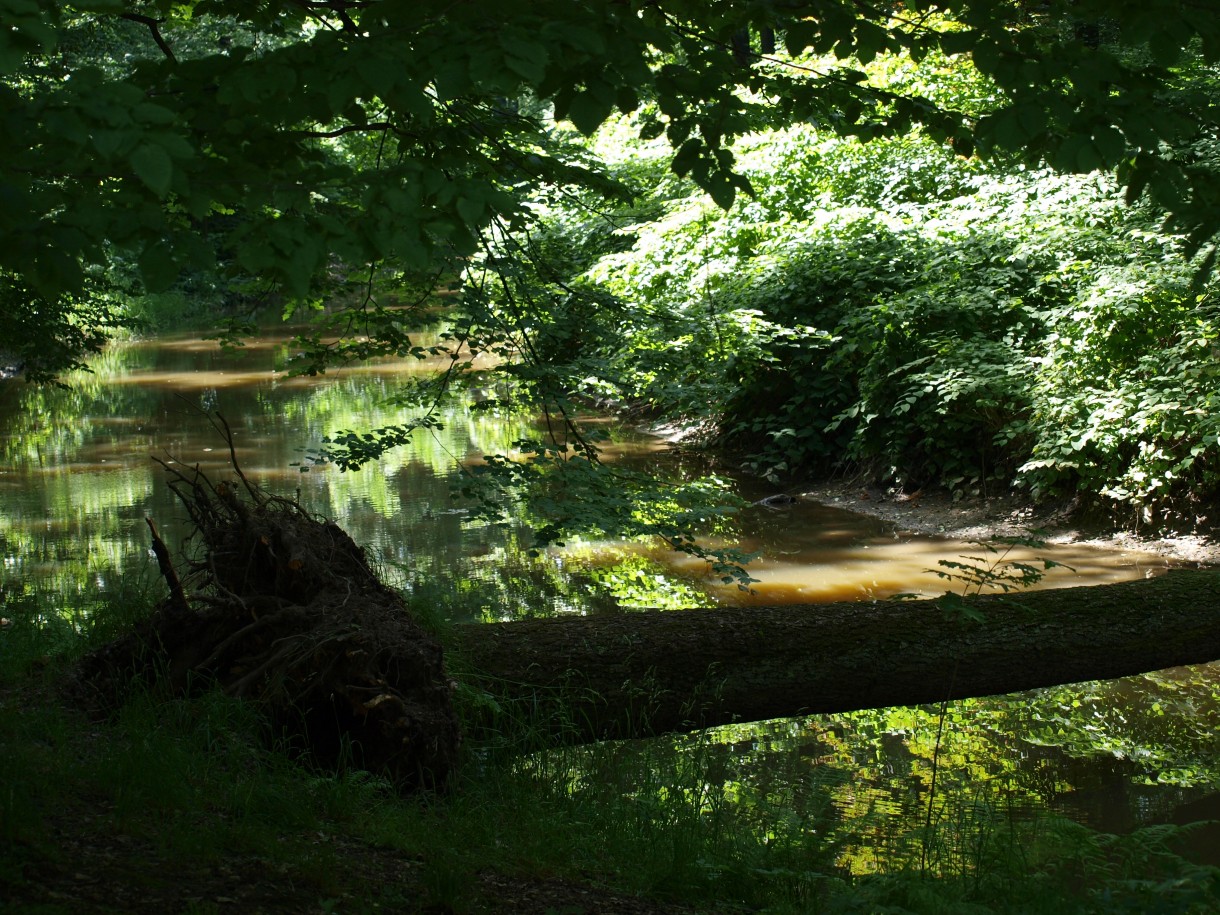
[5,803,693,915]
[796,480,1220,566]
[1,677,717,915]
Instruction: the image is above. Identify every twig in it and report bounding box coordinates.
[146,517,189,612]
[211,412,262,502]
[298,122,398,139]
[195,608,302,672]
[120,13,177,63]
[227,639,301,697]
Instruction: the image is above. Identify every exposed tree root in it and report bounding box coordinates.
[75,419,459,792]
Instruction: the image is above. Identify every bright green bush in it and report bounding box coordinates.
[479,75,1220,521]
[1020,269,1220,523]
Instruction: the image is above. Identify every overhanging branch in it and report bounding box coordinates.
[120,13,177,63]
[299,122,397,138]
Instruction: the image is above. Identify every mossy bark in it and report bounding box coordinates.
[454,570,1220,744]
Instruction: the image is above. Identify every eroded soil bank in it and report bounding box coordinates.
[796,481,1220,567]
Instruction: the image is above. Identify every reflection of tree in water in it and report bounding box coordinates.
[820,673,1220,871]
[565,671,1220,877]
[0,330,625,615]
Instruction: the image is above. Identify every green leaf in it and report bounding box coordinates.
[937,591,986,623]
[138,242,178,292]
[853,21,888,65]
[501,34,548,85]
[1091,125,1127,167]
[566,91,613,135]
[938,30,977,56]
[30,247,83,299]
[43,109,88,144]
[971,40,1001,76]
[505,53,546,85]
[133,102,176,126]
[356,55,401,94]
[784,20,816,57]
[1147,28,1184,66]
[986,109,1028,152]
[706,175,736,209]
[671,138,702,177]
[1016,103,1049,139]
[284,240,320,298]
[92,129,132,159]
[552,23,606,55]
[130,144,173,198]
[456,194,485,230]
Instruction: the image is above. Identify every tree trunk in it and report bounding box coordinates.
[454,570,1220,744]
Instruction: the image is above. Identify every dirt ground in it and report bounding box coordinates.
[1,720,710,915]
[794,481,1220,567]
[649,420,1220,566]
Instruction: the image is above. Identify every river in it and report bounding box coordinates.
[1,327,1217,870]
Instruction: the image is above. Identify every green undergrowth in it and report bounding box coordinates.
[2,589,1218,913]
[472,47,1220,530]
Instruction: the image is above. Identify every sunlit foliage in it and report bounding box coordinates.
[509,51,1220,521]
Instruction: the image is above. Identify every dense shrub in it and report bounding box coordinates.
[480,109,1220,522]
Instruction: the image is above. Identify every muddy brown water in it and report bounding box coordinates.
[1,328,1216,872]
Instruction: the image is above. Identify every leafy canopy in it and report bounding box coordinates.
[3,0,1220,379]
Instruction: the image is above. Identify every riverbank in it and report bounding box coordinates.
[796,481,1220,566]
[6,487,1219,914]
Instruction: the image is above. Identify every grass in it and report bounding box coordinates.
[2,588,1218,913]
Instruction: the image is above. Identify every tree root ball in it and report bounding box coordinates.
[75,452,460,792]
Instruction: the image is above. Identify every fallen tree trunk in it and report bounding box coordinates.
[74,439,1220,788]
[453,570,1220,744]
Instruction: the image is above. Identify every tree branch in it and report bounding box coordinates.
[288,0,375,32]
[298,122,397,138]
[120,13,177,64]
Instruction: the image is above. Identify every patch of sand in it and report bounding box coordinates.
[796,482,1220,566]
